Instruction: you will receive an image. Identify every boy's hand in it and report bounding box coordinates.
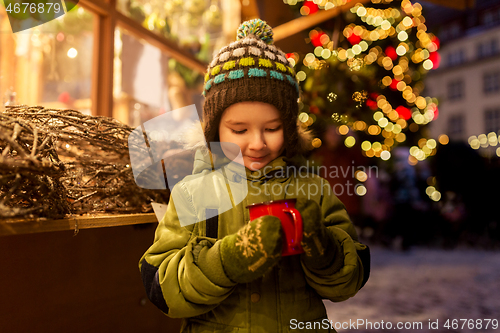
[295,199,337,270]
[220,216,283,283]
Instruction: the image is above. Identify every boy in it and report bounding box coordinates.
[139,19,369,333]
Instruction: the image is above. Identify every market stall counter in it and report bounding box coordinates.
[0,106,182,332]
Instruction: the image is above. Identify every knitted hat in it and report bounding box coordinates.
[202,19,308,157]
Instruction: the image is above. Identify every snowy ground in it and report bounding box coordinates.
[324,247,500,332]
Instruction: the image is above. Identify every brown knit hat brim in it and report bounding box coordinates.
[203,75,299,157]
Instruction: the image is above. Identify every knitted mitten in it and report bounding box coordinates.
[295,199,338,270]
[220,216,283,283]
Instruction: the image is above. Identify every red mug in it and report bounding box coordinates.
[247,199,304,256]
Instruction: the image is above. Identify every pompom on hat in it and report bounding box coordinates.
[202,19,311,157]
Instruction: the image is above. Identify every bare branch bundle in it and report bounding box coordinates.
[1,106,170,219]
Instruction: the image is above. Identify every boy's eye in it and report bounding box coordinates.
[266,125,282,132]
[231,129,247,134]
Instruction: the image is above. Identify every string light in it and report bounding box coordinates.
[296,0,440,160]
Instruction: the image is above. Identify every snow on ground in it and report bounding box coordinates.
[324,247,500,332]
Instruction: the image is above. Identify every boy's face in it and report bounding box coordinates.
[218,101,285,171]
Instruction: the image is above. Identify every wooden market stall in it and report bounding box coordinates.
[0,214,182,332]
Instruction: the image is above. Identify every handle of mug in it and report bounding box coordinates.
[283,208,303,248]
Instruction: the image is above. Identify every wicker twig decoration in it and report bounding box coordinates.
[1,105,176,219]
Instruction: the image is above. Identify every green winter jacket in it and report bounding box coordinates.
[139,150,369,333]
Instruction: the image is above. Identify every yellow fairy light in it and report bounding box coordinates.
[396,44,407,55]
[409,146,419,156]
[402,16,413,27]
[384,137,394,146]
[393,65,403,76]
[370,30,380,40]
[395,119,406,129]
[368,125,381,135]
[321,49,332,59]
[398,31,409,41]
[392,124,402,134]
[366,149,375,157]
[372,142,382,151]
[338,124,349,135]
[359,41,369,51]
[427,139,437,149]
[415,96,427,109]
[423,59,433,70]
[361,141,372,151]
[296,71,307,81]
[356,185,367,196]
[380,20,391,30]
[305,53,316,64]
[298,112,309,123]
[380,150,391,160]
[395,132,406,142]
[314,47,323,57]
[387,112,398,122]
[382,76,392,86]
[357,6,367,16]
[377,97,387,108]
[438,134,449,145]
[337,49,347,61]
[345,136,356,147]
[382,104,392,114]
[488,132,498,146]
[470,139,480,149]
[418,138,427,148]
[374,111,384,121]
[497,147,500,157]
[382,57,393,70]
[356,170,368,182]
[378,117,389,127]
[320,33,330,45]
[312,138,322,148]
[352,44,362,55]
[426,186,435,196]
[430,191,441,202]
[478,133,488,145]
[408,155,418,165]
[397,81,406,91]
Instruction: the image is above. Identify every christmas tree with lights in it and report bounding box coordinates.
[286,0,441,165]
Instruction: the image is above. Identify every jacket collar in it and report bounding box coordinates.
[191,149,307,184]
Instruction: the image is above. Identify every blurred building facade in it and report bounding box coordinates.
[425,0,500,156]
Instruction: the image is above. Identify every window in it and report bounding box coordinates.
[447,49,466,67]
[439,22,461,41]
[477,39,500,59]
[0,8,95,112]
[448,79,464,101]
[482,7,500,26]
[484,108,500,134]
[448,114,465,140]
[0,0,229,120]
[484,72,500,95]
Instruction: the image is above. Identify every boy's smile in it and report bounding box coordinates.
[218,102,285,171]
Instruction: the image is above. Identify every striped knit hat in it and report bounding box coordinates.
[202,19,303,158]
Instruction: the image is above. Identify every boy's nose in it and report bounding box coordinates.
[249,133,266,150]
